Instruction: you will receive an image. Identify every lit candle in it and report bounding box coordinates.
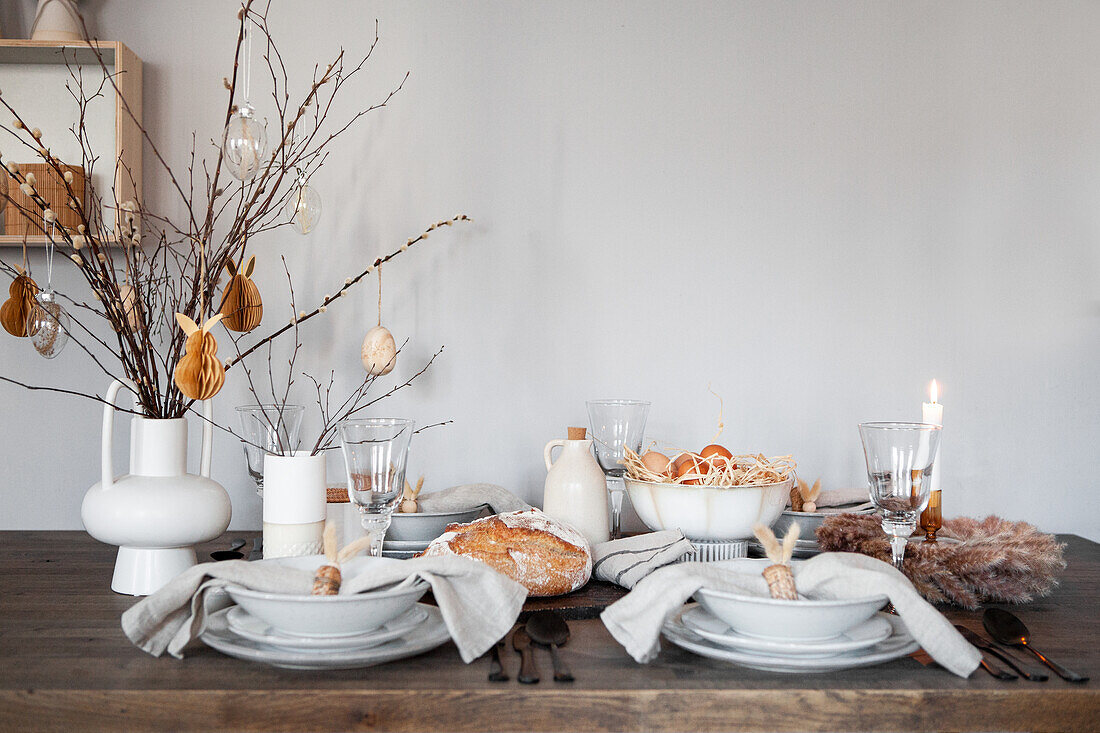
[921,379,943,491]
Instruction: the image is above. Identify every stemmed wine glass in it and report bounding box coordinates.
[858,422,942,574]
[338,417,414,557]
[586,399,650,539]
[235,404,305,496]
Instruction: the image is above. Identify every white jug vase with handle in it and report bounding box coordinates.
[542,427,610,545]
[81,379,232,596]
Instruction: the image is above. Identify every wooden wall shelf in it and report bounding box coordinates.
[0,39,142,247]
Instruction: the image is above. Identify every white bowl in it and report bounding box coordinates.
[624,476,792,540]
[225,556,429,637]
[694,562,888,641]
[386,504,488,542]
[771,505,876,537]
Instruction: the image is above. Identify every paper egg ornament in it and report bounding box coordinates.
[218,255,263,332]
[116,283,141,331]
[173,313,226,400]
[361,325,397,376]
[1,272,40,337]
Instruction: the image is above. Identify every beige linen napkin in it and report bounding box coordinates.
[592,530,694,588]
[122,554,527,663]
[417,483,532,514]
[600,551,982,677]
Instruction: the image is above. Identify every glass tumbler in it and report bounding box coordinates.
[858,421,941,574]
[586,399,650,539]
[338,417,414,557]
[235,404,305,496]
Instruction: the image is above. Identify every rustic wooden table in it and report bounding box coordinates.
[1,531,1097,732]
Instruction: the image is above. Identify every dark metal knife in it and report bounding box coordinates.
[512,627,540,684]
[488,634,509,682]
[955,625,1042,681]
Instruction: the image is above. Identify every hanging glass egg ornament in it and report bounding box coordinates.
[285,177,322,234]
[26,290,70,359]
[223,103,267,181]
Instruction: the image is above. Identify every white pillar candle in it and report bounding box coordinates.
[921,379,943,491]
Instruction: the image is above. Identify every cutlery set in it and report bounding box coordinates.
[959,608,1088,683]
[490,611,575,684]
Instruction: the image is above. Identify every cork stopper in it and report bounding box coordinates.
[567,427,587,440]
[762,563,798,600]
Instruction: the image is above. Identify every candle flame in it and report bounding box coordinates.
[929,379,939,404]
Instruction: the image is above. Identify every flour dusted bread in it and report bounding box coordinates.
[418,509,592,596]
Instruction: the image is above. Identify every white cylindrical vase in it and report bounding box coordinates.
[262,451,326,559]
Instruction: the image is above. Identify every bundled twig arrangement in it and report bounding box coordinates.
[0,1,467,440]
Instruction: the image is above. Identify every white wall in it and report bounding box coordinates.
[1,1,1098,539]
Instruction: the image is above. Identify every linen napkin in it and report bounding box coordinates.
[122,554,527,663]
[600,551,982,678]
[814,486,872,508]
[417,483,532,514]
[592,530,694,588]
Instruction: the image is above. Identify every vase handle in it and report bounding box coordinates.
[200,398,214,478]
[100,379,140,490]
[544,439,566,472]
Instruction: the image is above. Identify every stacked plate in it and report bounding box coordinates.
[662,578,917,673]
[199,556,451,669]
[381,504,488,559]
[663,606,917,673]
[750,501,877,558]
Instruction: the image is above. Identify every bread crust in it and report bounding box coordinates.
[419,510,592,596]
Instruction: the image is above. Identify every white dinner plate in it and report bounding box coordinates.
[226,604,428,652]
[381,539,432,551]
[681,606,893,658]
[662,608,919,673]
[201,603,451,670]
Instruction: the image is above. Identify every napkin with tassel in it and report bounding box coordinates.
[600,550,981,678]
[121,552,527,663]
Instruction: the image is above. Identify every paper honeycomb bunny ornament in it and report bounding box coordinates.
[1,268,40,338]
[173,312,226,400]
[218,255,263,332]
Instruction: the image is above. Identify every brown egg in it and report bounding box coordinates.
[676,457,704,485]
[701,444,735,472]
[641,451,672,476]
[672,453,693,471]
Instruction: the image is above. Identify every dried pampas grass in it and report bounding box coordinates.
[816,514,1066,610]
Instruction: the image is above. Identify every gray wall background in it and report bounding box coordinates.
[1,1,1098,539]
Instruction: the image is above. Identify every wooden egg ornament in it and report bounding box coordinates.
[173,312,226,400]
[361,324,397,376]
[1,270,40,338]
[218,255,263,332]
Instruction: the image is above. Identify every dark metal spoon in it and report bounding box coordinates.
[488,634,509,682]
[526,611,574,683]
[983,608,1088,683]
[512,627,539,684]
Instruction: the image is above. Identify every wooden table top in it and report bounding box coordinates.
[1,531,1097,732]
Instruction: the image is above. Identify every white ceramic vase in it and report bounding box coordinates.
[30,0,83,41]
[262,451,326,559]
[81,380,232,596]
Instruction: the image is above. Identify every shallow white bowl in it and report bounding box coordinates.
[386,504,488,542]
[624,476,792,540]
[694,562,888,641]
[771,505,876,537]
[225,556,429,638]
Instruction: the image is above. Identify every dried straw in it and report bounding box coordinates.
[623,445,795,487]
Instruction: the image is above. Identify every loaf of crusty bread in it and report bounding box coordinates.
[418,509,592,596]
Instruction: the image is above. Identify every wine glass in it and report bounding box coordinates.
[586,399,650,539]
[858,421,942,574]
[235,404,305,496]
[339,417,414,557]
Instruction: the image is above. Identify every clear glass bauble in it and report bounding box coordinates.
[27,290,70,359]
[223,103,267,181]
[284,180,322,234]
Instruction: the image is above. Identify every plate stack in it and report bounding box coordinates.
[662,586,918,673]
[382,505,489,559]
[751,501,877,558]
[199,556,451,669]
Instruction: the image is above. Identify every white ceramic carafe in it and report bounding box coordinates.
[81,380,232,596]
[542,428,610,545]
